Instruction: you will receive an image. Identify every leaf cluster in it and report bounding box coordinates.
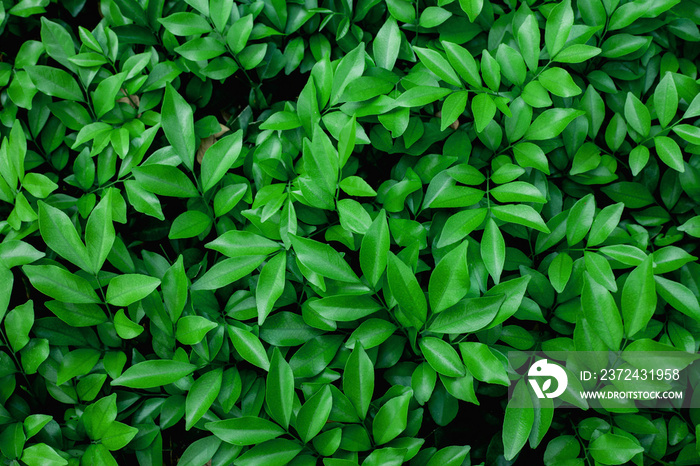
[0,0,699,465]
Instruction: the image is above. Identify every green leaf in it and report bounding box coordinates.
[85,193,115,274]
[420,337,465,377]
[299,126,338,210]
[651,246,697,274]
[459,342,508,385]
[343,344,374,420]
[481,218,505,285]
[373,17,400,71]
[159,12,211,35]
[206,417,285,446]
[337,199,372,234]
[601,34,650,58]
[23,265,100,304]
[414,47,461,87]
[480,50,501,91]
[191,256,267,291]
[458,0,483,22]
[525,108,585,140]
[309,295,382,322]
[428,445,472,466]
[548,252,573,293]
[238,43,268,70]
[608,0,647,30]
[0,266,12,324]
[106,274,160,306]
[503,379,534,460]
[570,142,601,175]
[387,253,427,327]
[673,124,700,145]
[21,443,67,466]
[545,0,573,57]
[330,42,365,106]
[543,436,580,465]
[628,145,649,176]
[678,216,700,238]
[517,13,540,71]
[235,439,302,466]
[654,276,700,322]
[111,360,196,388]
[226,14,253,54]
[207,230,280,257]
[491,181,546,203]
[372,391,411,445]
[588,202,624,246]
[539,67,582,97]
[162,84,195,170]
[169,211,211,239]
[0,241,44,269]
[604,113,627,152]
[266,349,294,429]
[186,368,222,430]
[228,326,270,370]
[24,414,52,439]
[22,173,57,198]
[338,116,357,168]
[654,136,684,172]
[175,315,218,345]
[25,65,83,101]
[45,301,107,327]
[601,182,655,208]
[513,142,549,174]
[346,319,396,350]
[132,164,199,198]
[292,234,359,283]
[113,309,144,339]
[554,44,601,63]
[441,91,468,131]
[412,362,437,405]
[624,92,651,136]
[296,385,332,443]
[68,52,108,67]
[289,334,343,378]
[522,81,552,108]
[495,44,527,87]
[491,204,549,233]
[124,180,164,220]
[396,86,451,108]
[259,111,301,130]
[599,245,647,266]
[93,73,127,118]
[420,6,452,28]
[655,72,678,127]
[101,421,138,451]
[5,301,33,352]
[437,208,488,247]
[201,130,243,192]
[428,295,504,333]
[471,93,496,133]
[38,201,93,273]
[589,433,644,465]
[429,240,469,313]
[57,348,100,385]
[567,194,595,245]
[256,252,286,326]
[582,272,623,350]
[584,251,617,292]
[443,41,481,88]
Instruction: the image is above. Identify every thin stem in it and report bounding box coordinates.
[0,328,34,392]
